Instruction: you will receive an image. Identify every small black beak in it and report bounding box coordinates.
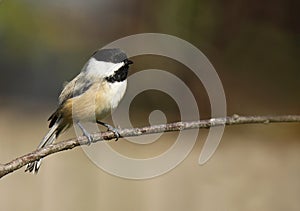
[124,59,133,65]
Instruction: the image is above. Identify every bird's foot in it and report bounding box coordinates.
[96,121,120,141]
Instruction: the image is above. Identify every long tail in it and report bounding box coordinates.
[25,122,59,174]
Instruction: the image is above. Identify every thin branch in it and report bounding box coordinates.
[0,114,299,179]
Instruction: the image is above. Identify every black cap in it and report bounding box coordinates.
[92,48,128,64]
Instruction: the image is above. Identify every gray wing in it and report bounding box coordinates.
[58,73,93,105]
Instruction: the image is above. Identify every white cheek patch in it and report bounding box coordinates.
[86,58,124,78]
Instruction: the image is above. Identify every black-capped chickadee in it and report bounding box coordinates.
[25,48,133,173]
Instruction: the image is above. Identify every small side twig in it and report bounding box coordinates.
[0,115,299,179]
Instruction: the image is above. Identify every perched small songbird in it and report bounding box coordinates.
[25,48,133,173]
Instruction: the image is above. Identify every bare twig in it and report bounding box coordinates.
[0,115,299,179]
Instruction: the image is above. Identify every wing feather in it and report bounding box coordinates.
[58,73,93,105]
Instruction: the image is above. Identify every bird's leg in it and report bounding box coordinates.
[77,122,93,145]
[96,121,120,141]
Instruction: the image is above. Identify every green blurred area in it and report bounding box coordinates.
[0,0,299,114]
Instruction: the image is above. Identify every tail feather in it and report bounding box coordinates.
[25,122,59,174]
[37,122,59,149]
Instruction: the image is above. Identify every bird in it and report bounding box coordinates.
[25,48,133,173]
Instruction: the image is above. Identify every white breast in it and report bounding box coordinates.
[108,80,127,110]
[90,80,128,121]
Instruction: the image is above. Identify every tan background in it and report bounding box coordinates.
[1,109,299,210]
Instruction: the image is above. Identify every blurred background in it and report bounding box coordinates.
[0,0,299,210]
